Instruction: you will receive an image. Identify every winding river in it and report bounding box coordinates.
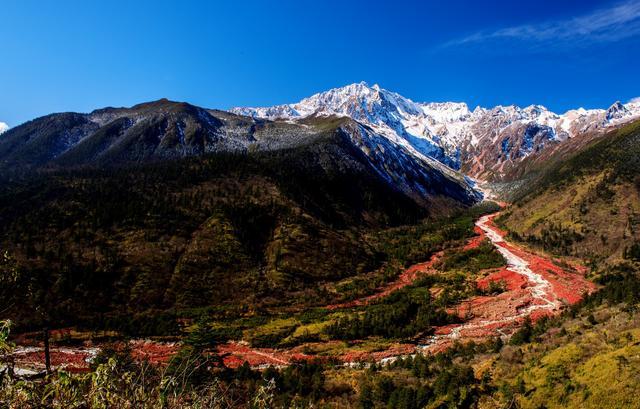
[416,213,567,352]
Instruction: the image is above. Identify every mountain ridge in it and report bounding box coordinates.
[232,82,640,181]
[3,84,639,204]
[0,98,481,207]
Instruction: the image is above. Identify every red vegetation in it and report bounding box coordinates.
[325,251,444,310]
[10,209,599,370]
[463,226,486,250]
[129,340,180,365]
[217,342,314,368]
[339,343,416,364]
[476,267,527,292]
[12,347,96,373]
[415,213,597,354]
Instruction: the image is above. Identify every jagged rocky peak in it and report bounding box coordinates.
[231,83,640,178]
[606,101,630,121]
[294,81,423,121]
[522,105,555,119]
[234,82,418,120]
[232,83,473,169]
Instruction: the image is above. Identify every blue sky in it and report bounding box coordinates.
[1,0,639,126]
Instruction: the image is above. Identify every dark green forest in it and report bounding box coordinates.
[0,132,481,335]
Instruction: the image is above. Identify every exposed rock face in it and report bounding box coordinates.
[233,83,640,181]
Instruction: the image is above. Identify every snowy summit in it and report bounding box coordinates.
[232,82,640,171]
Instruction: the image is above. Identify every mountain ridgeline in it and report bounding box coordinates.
[233,82,640,182]
[0,98,479,205]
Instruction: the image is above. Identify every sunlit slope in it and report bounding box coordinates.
[500,120,640,262]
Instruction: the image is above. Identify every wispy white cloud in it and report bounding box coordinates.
[629,97,640,104]
[446,1,640,49]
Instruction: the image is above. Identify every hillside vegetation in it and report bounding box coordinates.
[2,258,639,408]
[0,130,488,335]
[499,119,640,264]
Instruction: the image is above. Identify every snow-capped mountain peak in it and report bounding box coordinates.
[232,83,640,176]
[606,101,630,121]
[0,122,9,135]
[233,83,467,167]
[291,81,424,122]
[420,102,472,122]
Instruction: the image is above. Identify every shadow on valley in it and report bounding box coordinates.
[0,143,488,337]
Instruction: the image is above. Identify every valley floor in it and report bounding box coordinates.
[8,207,596,373]
[416,213,595,353]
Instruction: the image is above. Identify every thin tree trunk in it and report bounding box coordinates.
[43,326,51,374]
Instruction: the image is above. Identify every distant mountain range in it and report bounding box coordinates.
[233,82,640,181]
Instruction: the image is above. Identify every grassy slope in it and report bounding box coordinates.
[499,119,640,263]
[484,303,640,409]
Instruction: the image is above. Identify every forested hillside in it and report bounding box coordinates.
[499,119,640,265]
[0,128,477,334]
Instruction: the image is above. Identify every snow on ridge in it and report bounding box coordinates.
[0,122,8,135]
[231,82,640,169]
